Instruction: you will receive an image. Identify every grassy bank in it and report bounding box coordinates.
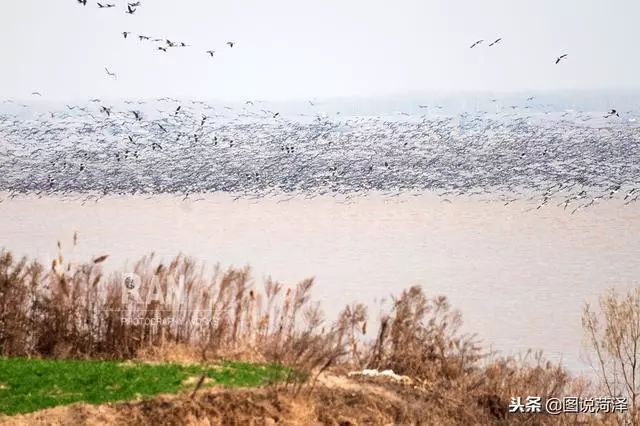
[0,357,288,415]
[0,247,637,424]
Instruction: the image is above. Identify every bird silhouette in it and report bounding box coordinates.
[470,40,484,49]
[105,68,117,79]
[488,38,502,47]
[555,54,568,64]
[122,31,131,39]
[125,4,136,14]
[226,41,235,48]
[206,50,215,57]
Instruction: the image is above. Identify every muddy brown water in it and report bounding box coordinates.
[1,192,639,374]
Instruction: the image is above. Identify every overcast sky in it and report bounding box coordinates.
[1,0,639,101]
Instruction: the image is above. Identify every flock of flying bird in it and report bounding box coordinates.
[76,0,235,65]
[468,37,568,65]
[0,2,637,212]
[0,97,638,212]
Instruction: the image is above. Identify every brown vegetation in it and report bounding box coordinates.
[0,247,632,424]
[583,287,640,424]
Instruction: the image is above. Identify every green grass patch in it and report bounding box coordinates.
[0,357,289,416]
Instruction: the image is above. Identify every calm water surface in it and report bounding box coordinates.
[1,193,639,374]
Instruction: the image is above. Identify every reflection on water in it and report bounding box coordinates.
[1,192,639,373]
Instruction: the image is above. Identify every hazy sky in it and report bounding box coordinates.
[2,0,639,101]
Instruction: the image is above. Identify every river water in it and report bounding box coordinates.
[1,192,639,374]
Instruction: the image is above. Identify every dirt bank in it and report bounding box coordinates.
[0,372,509,426]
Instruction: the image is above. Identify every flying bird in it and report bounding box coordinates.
[105,67,117,79]
[122,31,131,39]
[138,35,150,41]
[77,0,87,5]
[125,4,136,14]
[206,50,215,57]
[488,38,502,47]
[158,46,167,52]
[604,109,619,118]
[226,41,235,48]
[128,1,141,6]
[470,40,484,49]
[131,111,142,121]
[31,92,42,96]
[97,3,116,8]
[555,54,568,64]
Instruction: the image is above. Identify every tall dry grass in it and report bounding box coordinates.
[0,247,626,423]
